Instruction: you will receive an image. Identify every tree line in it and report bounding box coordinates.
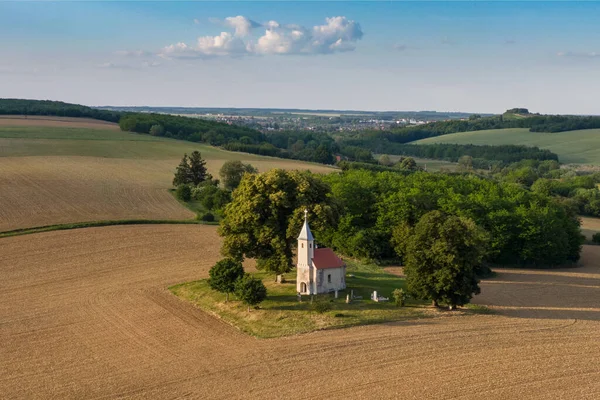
[0,98,121,122]
[373,143,559,167]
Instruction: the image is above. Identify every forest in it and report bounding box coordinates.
[315,169,583,266]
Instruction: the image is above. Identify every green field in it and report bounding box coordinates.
[415,128,600,164]
[375,154,458,172]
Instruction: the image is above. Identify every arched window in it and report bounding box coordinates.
[309,243,312,248]
[301,243,304,248]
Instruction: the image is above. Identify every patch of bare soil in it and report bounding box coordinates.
[1,226,600,399]
[0,115,120,130]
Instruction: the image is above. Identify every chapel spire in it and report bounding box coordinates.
[297,209,314,241]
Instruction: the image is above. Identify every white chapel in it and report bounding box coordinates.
[296,210,346,295]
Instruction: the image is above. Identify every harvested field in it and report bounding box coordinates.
[1,224,600,399]
[0,115,120,130]
[0,123,335,231]
[0,157,194,231]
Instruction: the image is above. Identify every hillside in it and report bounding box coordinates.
[0,117,335,232]
[415,128,600,164]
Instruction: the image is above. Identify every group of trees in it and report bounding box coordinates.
[373,143,558,168]
[0,99,121,122]
[216,168,583,308]
[208,258,267,311]
[119,113,264,145]
[218,169,340,278]
[172,154,258,219]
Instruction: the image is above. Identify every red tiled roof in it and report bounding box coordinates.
[312,248,345,269]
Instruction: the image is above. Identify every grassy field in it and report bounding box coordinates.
[170,260,427,338]
[0,119,335,231]
[3,224,600,398]
[415,128,600,164]
[375,154,458,172]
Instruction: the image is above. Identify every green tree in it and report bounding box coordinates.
[379,154,393,166]
[398,157,418,171]
[209,258,245,301]
[149,124,165,136]
[219,169,340,278]
[189,151,211,185]
[403,211,488,310]
[458,155,473,171]
[173,154,191,187]
[219,160,258,191]
[175,184,192,201]
[234,274,267,312]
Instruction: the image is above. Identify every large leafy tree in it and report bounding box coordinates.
[209,258,245,301]
[219,160,258,191]
[403,210,488,309]
[219,169,340,277]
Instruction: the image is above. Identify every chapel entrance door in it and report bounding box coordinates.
[300,282,307,293]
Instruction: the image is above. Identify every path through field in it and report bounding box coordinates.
[1,225,600,399]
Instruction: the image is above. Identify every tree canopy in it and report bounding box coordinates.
[219,169,340,276]
[402,211,487,309]
[172,151,211,187]
[219,161,258,191]
[209,258,245,301]
[234,274,267,312]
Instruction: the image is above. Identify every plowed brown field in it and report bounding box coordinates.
[1,225,599,399]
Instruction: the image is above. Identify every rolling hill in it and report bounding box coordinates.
[415,128,600,164]
[0,117,335,232]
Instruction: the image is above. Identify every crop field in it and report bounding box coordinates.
[1,224,600,399]
[415,128,600,164]
[0,119,335,231]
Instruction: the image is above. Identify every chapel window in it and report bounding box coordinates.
[327,274,332,283]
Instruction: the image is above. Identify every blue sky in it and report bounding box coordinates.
[1,1,599,113]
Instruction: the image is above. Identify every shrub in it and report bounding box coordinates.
[311,300,332,314]
[392,288,407,307]
[592,233,600,244]
[208,258,245,302]
[234,274,268,312]
[175,184,192,201]
[199,212,215,222]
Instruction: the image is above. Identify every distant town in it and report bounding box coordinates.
[99,106,489,133]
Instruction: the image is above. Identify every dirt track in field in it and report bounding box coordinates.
[1,225,600,399]
[0,116,120,130]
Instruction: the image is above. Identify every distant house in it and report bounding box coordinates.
[296,211,346,295]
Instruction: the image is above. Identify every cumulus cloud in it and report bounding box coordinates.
[223,15,261,37]
[557,51,600,58]
[157,15,363,59]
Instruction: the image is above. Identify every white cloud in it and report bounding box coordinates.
[558,51,600,58]
[223,15,260,37]
[193,19,200,25]
[155,15,363,59]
